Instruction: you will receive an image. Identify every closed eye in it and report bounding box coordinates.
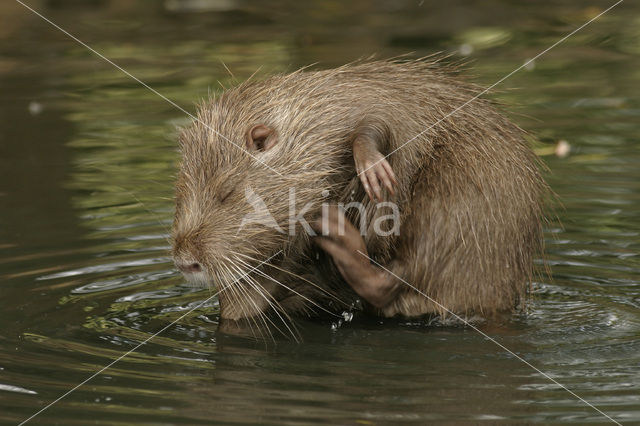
[219,187,234,203]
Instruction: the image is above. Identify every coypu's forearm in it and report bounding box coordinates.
[341,258,403,309]
[351,119,397,201]
[313,204,402,309]
[314,237,403,309]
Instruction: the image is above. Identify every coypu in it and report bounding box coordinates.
[172,58,547,326]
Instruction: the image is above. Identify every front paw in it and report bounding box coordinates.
[311,205,369,271]
[354,150,397,202]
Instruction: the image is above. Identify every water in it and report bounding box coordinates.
[1,1,639,424]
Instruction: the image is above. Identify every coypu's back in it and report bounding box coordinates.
[175,58,547,320]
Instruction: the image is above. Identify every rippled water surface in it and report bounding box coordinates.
[1,1,639,424]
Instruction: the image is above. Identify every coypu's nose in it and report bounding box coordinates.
[175,260,202,274]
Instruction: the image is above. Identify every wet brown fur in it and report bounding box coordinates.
[172,58,548,325]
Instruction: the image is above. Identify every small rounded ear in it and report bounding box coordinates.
[246,124,278,152]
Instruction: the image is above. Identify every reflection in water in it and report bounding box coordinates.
[0,0,639,424]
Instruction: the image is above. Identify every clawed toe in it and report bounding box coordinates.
[358,157,397,202]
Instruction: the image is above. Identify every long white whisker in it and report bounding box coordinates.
[229,258,299,342]
[219,261,261,340]
[238,256,342,319]
[226,261,278,343]
[239,274,291,342]
[236,252,350,308]
[231,257,301,339]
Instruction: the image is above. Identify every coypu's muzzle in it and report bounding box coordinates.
[172,232,280,320]
[173,252,209,288]
[175,259,202,274]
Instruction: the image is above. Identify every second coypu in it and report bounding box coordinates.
[172,59,547,324]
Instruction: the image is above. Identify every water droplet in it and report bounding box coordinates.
[28,101,43,116]
[555,139,571,158]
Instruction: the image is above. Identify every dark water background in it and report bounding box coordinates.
[1,0,639,424]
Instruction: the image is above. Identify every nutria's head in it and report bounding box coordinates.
[171,78,348,320]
